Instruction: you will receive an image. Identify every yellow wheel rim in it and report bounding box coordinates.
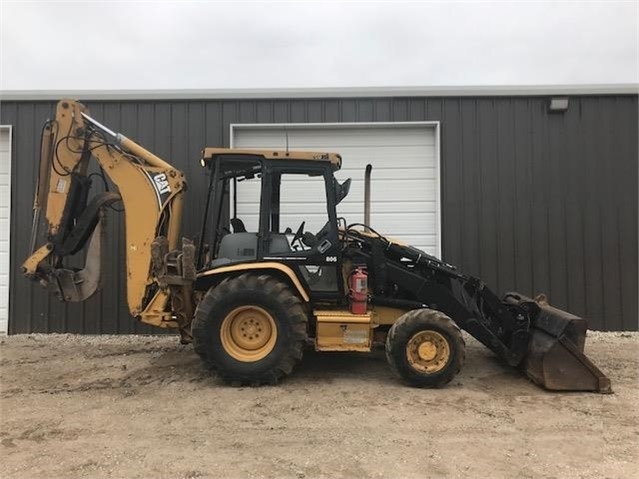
[220,306,277,362]
[406,330,450,374]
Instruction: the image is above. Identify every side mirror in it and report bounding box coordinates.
[335,178,351,205]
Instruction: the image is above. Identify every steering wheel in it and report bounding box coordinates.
[291,221,306,248]
[301,221,330,247]
[301,231,318,247]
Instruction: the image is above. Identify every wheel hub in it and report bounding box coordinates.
[220,306,277,362]
[417,341,437,361]
[406,330,451,374]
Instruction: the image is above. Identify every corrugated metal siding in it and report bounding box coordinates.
[1,95,637,332]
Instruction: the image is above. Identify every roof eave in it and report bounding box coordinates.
[2,84,638,101]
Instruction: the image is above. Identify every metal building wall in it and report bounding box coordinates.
[1,95,637,333]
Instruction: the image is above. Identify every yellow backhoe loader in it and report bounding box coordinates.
[22,99,611,391]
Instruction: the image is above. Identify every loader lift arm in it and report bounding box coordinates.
[343,226,612,393]
[23,100,194,336]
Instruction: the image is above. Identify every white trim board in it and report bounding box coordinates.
[230,121,442,258]
[0,125,12,334]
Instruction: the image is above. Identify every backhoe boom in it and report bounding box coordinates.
[23,100,193,335]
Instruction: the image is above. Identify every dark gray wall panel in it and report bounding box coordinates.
[2,95,637,332]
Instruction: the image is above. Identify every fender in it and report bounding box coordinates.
[197,262,310,302]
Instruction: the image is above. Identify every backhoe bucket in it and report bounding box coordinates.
[503,293,612,393]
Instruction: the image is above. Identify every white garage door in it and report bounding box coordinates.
[0,127,11,334]
[231,123,441,257]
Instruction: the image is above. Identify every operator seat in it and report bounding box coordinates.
[210,231,293,268]
[230,217,247,233]
[210,232,257,267]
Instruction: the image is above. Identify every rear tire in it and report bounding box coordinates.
[192,273,308,385]
[385,309,465,388]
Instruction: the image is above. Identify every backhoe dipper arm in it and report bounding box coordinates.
[23,100,192,331]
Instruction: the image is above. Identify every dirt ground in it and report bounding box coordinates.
[0,332,637,479]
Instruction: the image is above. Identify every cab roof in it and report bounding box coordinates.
[200,148,342,170]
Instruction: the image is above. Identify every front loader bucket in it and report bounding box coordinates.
[503,293,612,393]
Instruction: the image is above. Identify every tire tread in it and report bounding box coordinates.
[385,309,465,388]
[192,273,308,386]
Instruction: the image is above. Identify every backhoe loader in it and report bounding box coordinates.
[22,99,611,392]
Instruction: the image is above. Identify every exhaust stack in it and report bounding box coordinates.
[364,164,372,231]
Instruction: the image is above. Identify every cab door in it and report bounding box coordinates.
[259,164,343,299]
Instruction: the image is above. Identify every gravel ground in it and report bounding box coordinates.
[0,331,637,479]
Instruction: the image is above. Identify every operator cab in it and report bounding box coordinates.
[198,148,350,297]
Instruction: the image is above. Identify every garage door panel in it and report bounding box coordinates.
[236,128,435,148]
[234,176,438,196]
[236,144,435,171]
[238,212,328,234]
[336,179,436,203]
[0,218,7,242]
[237,178,436,203]
[371,211,435,228]
[236,211,436,240]
[233,124,440,258]
[290,144,435,158]
[338,171,437,184]
[334,181,435,206]
[234,147,436,170]
[235,179,439,204]
[339,164,437,176]
[394,236,438,256]
[258,200,434,215]
[304,143,436,155]
[288,128,435,147]
[236,202,435,232]
[324,149,438,170]
[243,201,436,220]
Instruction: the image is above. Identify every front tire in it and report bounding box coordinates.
[192,273,308,385]
[385,309,465,388]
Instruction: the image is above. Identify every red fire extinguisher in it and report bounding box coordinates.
[349,267,368,314]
